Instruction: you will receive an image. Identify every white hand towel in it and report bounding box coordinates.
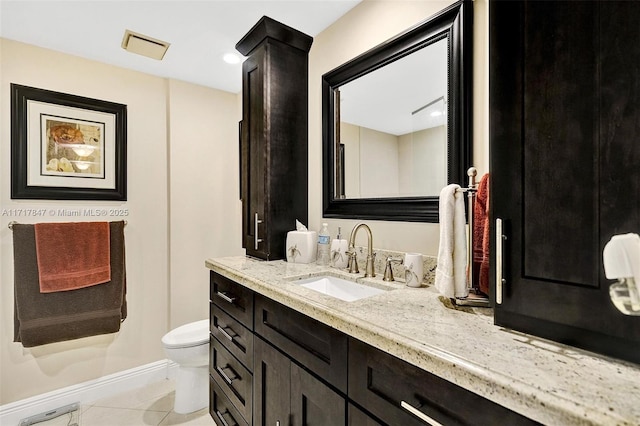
[435,184,469,299]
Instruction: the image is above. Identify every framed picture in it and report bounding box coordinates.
[11,84,127,200]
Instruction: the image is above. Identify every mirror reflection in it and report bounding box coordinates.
[322,1,472,222]
[336,37,448,199]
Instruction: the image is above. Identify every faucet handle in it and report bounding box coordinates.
[383,257,403,282]
[347,250,359,274]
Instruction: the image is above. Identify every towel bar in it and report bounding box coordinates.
[454,167,490,308]
[8,220,127,230]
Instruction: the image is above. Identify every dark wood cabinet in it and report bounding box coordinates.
[490,1,640,364]
[210,271,538,425]
[347,404,383,426]
[210,271,347,426]
[210,304,253,371]
[209,271,256,425]
[348,338,537,426]
[290,362,345,425]
[253,336,346,426]
[236,16,313,260]
[253,294,348,426]
[253,337,291,425]
[210,337,253,421]
[210,272,254,329]
[210,377,249,426]
[254,294,348,393]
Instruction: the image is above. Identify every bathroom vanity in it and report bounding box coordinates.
[207,256,640,425]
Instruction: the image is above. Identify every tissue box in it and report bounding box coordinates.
[286,231,317,263]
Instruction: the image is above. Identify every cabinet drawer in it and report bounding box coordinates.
[348,403,383,426]
[210,304,254,371]
[210,376,249,426]
[210,272,254,329]
[349,338,539,426]
[254,294,348,393]
[210,338,252,423]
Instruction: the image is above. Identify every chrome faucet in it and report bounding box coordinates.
[347,223,376,277]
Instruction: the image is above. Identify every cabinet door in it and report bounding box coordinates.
[290,363,345,426]
[347,404,383,426]
[490,1,640,363]
[254,337,291,426]
[241,45,267,259]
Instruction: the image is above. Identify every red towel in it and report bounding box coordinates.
[34,222,111,293]
[473,174,490,295]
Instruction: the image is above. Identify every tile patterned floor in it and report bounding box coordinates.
[77,379,215,426]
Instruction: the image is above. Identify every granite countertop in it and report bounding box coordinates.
[205,256,640,425]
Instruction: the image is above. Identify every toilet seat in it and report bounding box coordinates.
[161,319,209,349]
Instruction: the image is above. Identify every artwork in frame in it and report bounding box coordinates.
[11,84,127,200]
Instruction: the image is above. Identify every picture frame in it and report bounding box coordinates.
[11,84,127,200]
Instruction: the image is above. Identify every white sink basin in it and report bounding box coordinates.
[294,275,386,302]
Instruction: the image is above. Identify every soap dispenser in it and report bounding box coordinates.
[330,227,349,269]
[603,233,640,315]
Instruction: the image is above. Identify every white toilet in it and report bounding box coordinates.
[161,319,210,414]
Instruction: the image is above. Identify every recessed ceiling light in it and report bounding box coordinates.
[121,29,170,60]
[430,111,443,117]
[223,53,241,64]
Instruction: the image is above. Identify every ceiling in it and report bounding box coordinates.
[0,0,361,94]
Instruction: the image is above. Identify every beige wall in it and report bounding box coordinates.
[167,79,244,328]
[359,127,399,197]
[0,39,242,404]
[308,0,488,255]
[341,122,448,198]
[0,0,488,406]
[399,125,448,196]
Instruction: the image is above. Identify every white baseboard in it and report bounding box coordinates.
[0,359,178,426]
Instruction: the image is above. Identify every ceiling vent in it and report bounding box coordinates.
[121,30,170,60]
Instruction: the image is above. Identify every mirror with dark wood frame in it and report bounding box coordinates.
[322,0,472,222]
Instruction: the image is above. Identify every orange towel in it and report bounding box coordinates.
[473,174,490,295]
[34,222,111,293]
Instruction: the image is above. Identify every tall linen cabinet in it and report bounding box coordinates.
[490,1,640,364]
[236,16,313,260]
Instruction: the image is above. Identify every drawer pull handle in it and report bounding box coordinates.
[216,291,236,304]
[217,365,238,385]
[400,401,444,426]
[254,212,263,250]
[496,218,506,305]
[217,325,236,342]
[215,409,238,426]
